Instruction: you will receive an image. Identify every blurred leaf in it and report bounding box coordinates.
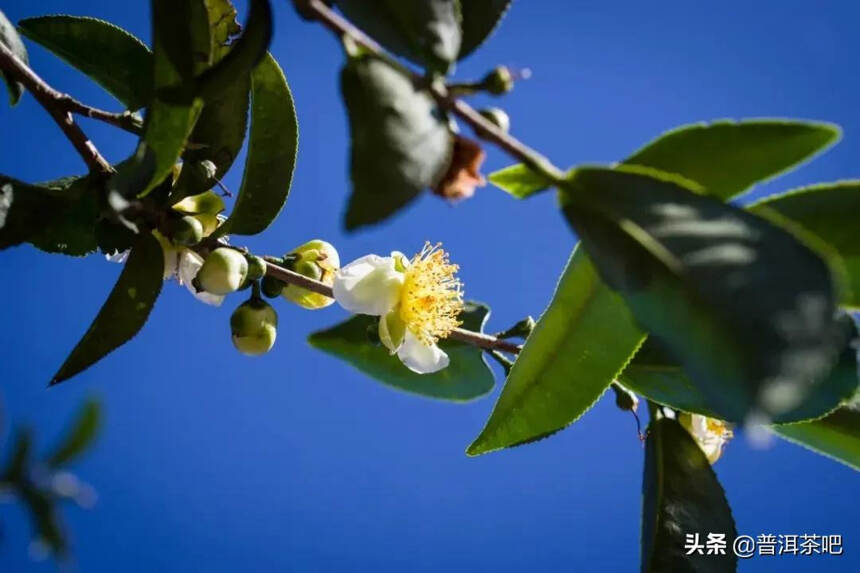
[341,55,452,230]
[336,0,461,73]
[51,232,164,385]
[641,417,737,573]
[458,0,512,59]
[215,52,296,236]
[309,302,495,402]
[750,181,860,309]
[560,166,844,423]
[467,246,645,455]
[771,399,860,471]
[488,163,553,199]
[0,9,28,106]
[46,400,101,467]
[621,314,859,424]
[624,119,839,201]
[19,484,66,556]
[17,16,152,109]
[1,429,33,481]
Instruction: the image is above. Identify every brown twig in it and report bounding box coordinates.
[0,41,114,175]
[294,0,566,182]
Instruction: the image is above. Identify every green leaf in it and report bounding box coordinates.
[309,302,495,402]
[560,165,844,423]
[0,175,122,257]
[1,9,27,106]
[341,55,453,230]
[458,0,512,59]
[771,399,860,471]
[336,0,461,73]
[173,0,250,198]
[467,246,645,455]
[215,52,296,236]
[623,119,839,201]
[621,313,859,424]
[51,232,164,385]
[750,181,860,309]
[487,163,553,199]
[17,16,152,109]
[20,484,66,556]
[45,400,101,467]
[641,416,737,573]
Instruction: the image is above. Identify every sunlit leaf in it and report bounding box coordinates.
[215,52,296,236]
[488,163,553,199]
[467,246,644,455]
[341,55,452,230]
[560,165,844,423]
[51,232,164,384]
[749,181,860,309]
[641,416,737,573]
[771,399,860,471]
[624,119,839,201]
[309,302,494,402]
[0,9,28,106]
[17,15,152,109]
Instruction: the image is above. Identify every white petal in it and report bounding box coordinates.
[397,330,449,374]
[178,249,224,307]
[332,254,404,316]
[378,310,406,354]
[105,250,130,264]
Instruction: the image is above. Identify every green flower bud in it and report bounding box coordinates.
[480,66,514,95]
[478,107,510,133]
[261,274,286,298]
[281,239,340,310]
[230,299,278,356]
[245,255,267,282]
[172,215,204,246]
[196,248,248,295]
[611,383,639,412]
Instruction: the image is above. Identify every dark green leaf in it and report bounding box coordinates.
[215,52,296,236]
[621,314,859,424]
[1,429,33,481]
[341,55,453,230]
[641,417,737,573]
[458,0,512,59]
[624,119,839,201]
[750,181,860,309]
[45,400,101,467]
[467,246,645,455]
[309,302,495,402]
[193,0,272,101]
[17,16,152,109]
[51,232,164,384]
[560,165,844,423]
[771,399,860,471]
[336,0,461,73]
[487,163,553,199]
[0,9,28,106]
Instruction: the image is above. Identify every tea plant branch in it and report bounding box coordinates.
[293,0,566,182]
[264,255,522,355]
[0,41,115,175]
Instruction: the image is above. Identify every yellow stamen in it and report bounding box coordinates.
[399,242,464,345]
[706,418,733,439]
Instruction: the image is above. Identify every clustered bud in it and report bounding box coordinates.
[478,107,511,133]
[196,248,248,295]
[480,66,515,95]
[280,240,340,310]
[230,298,278,356]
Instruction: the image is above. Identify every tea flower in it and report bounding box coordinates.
[154,231,225,306]
[333,242,463,374]
[679,413,734,464]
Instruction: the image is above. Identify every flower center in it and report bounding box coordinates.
[399,242,464,345]
[705,418,733,440]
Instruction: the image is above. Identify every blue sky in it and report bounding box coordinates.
[1,1,858,571]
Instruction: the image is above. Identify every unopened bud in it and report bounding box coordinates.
[478,107,511,133]
[172,215,204,246]
[281,240,340,310]
[245,255,267,282]
[196,248,248,295]
[230,298,278,356]
[611,383,639,412]
[261,274,286,298]
[480,66,514,95]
